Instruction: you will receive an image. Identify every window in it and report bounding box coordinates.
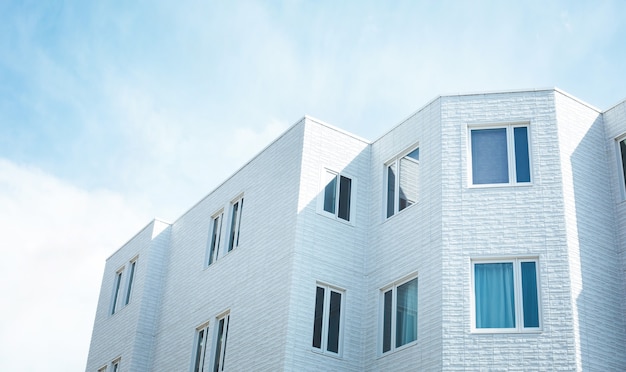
[213,313,230,372]
[207,212,224,265]
[98,366,107,372]
[380,276,418,354]
[320,170,353,222]
[469,124,531,186]
[192,323,210,372]
[124,259,136,305]
[386,147,419,218]
[228,198,243,252]
[110,269,123,315]
[618,136,626,199]
[111,358,120,372]
[471,258,540,332]
[312,284,344,355]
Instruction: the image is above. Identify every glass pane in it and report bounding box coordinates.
[399,156,419,211]
[471,128,509,184]
[213,316,229,372]
[323,173,337,214]
[194,329,205,372]
[111,272,122,314]
[327,291,341,353]
[521,262,540,328]
[396,278,418,347]
[514,127,531,183]
[619,139,626,187]
[382,290,392,353]
[125,261,136,305]
[386,164,396,218]
[474,263,515,328]
[209,215,221,265]
[228,202,240,252]
[312,287,324,349]
[236,199,243,247]
[406,148,419,161]
[338,176,351,221]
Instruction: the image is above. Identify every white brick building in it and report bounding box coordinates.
[86,88,626,371]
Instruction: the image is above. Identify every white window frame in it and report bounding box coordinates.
[124,257,137,306]
[191,321,210,372]
[379,274,418,355]
[317,168,356,224]
[616,134,626,201]
[227,196,244,252]
[206,210,224,266]
[98,365,107,372]
[384,145,420,218]
[470,257,542,334]
[110,267,124,315]
[467,122,532,187]
[311,282,345,357]
[212,311,230,372]
[111,358,121,372]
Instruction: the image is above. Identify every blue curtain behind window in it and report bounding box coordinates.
[396,278,418,346]
[471,128,509,184]
[475,263,515,328]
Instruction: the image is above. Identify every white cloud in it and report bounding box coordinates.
[0,159,148,371]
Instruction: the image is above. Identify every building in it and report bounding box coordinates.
[86,88,626,371]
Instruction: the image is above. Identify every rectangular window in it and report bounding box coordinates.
[312,284,344,355]
[321,170,353,222]
[386,147,419,218]
[111,359,120,372]
[472,258,540,332]
[469,124,531,186]
[228,198,243,252]
[207,212,224,265]
[213,313,230,372]
[124,259,136,306]
[192,323,209,372]
[618,136,626,199]
[110,269,123,315]
[381,276,418,354]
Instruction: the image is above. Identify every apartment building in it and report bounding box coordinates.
[86,88,626,371]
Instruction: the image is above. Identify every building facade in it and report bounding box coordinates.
[86,88,626,371]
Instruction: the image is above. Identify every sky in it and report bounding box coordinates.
[0,0,625,370]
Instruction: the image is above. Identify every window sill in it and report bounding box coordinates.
[316,210,355,226]
[470,328,542,334]
[310,348,343,359]
[377,340,418,359]
[468,182,533,189]
[384,201,419,222]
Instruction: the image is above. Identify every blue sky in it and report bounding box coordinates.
[1,1,625,370]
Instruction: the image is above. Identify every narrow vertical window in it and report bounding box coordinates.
[228,198,243,252]
[469,124,531,186]
[111,270,123,315]
[320,170,354,222]
[111,359,120,372]
[213,313,229,372]
[619,138,626,195]
[193,324,209,372]
[312,286,325,349]
[124,260,136,305]
[386,147,419,217]
[472,258,541,332]
[311,284,344,355]
[208,212,223,265]
[380,276,418,354]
